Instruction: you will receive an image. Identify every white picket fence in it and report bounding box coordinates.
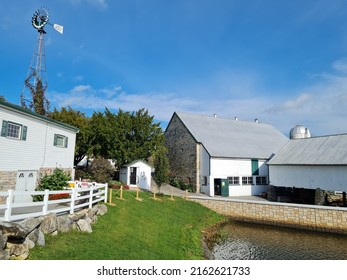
[0,182,108,222]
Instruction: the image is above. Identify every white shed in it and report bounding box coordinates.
[0,100,78,202]
[119,160,152,191]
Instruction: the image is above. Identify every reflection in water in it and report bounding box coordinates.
[213,221,347,260]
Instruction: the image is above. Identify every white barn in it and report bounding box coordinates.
[165,112,288,197]
[0,100,78,201]
[119,160,152,191]
[267,134,347,193]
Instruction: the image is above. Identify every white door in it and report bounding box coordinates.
[14,171,37,203]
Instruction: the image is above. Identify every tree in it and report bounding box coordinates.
[0,96,6,102]
[88,108,165,170]
[48,107,90,165]
[153,146,169,193]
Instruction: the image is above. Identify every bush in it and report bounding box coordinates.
[89,157,115,182]
[33,169,70,201]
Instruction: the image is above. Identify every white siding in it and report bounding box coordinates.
[120,161,152,191]
[209,158,268,196]
[199,145,211,195]
[269,165,347,192]
[0,107,76,172]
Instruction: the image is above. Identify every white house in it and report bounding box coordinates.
[119,160,152,191]
[267,133,347,193]
[165,112,288,197]
[0,100,79,202]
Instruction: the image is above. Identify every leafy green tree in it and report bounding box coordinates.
[88,108,165,169]
[48,107,90,165]
[0,96,6,102]
[153,146,169,193]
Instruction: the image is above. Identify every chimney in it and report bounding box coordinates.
[255,118,259,123]
[213,114,217,118]
[234,117,238,120]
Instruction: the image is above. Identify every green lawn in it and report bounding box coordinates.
[28,190,225,260]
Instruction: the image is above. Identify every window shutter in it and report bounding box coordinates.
[1,120,8,137]
[21,126,27,141]
[53,134,58,146]
[64,137,68,148]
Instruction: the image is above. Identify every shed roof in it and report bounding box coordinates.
[267,134,347,165]
[0,100,79,132]
[173,112,288,159]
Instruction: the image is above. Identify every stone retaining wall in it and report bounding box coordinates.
[189,196,347,235]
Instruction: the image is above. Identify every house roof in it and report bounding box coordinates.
[172,112,288,159]
[0,100,79,133]
[267,134,347,165]
[122,160,153,168]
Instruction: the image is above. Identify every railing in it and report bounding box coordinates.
[0,182,108,222]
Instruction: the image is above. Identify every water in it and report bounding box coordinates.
[212,221,347,260]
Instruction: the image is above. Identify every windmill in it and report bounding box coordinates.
[20,7,63,115]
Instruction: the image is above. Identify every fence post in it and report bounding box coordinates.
[104,183,108,203]
[4,190,13,222]
[70,187,76,214]
[89,184,94,209]
[43,190,49,215]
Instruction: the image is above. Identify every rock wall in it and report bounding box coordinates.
[189,196,347,235]
[164,114,198,187]
[0,204,108,260]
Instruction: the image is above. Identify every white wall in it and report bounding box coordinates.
[199,145,211,195]
[0,107,76,172]
[209,158,268,196]
[269,165,347,192]
[120,161,152,191]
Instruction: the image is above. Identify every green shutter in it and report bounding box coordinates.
[1,120,8,137]
[53,134,58,146]
[64,137,68,148]
[21,126,27,141]
[251,159,259,175]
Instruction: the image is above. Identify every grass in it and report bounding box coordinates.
[28,190,225,260]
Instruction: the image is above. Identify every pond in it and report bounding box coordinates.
[212,220,347,260]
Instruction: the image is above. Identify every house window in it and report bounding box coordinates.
[1,120,27,140]
[256,176,267,185]
[202,176,208,186]
[228,176,240,185]
[242,176,253,185]
[54,134,68,148]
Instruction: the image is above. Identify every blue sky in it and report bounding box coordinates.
[1,0,347,136]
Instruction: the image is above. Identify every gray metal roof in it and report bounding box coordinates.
[175,112,288,159]
[267,134,347,165]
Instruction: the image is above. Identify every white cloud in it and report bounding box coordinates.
[50,59,347,136]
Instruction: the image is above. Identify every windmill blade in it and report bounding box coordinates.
[53,24,64,34]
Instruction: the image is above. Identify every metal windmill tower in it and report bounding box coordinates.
[20,7,63,115]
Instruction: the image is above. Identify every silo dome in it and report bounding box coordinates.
[289,125,311,139]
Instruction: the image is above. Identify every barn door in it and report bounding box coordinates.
[130,167,137,185]
[14,171,37,203]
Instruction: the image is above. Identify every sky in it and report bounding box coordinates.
[1,0,347,136]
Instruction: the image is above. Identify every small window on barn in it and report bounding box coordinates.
[242,176,253,185]
[54,134,68,148]
[228,176,240,185]
[202,176,208,186]
[1,120,27,140]
[256,176,267,185]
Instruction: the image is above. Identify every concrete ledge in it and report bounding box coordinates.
[188,196,347,235]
